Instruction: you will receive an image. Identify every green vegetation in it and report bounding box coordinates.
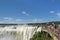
[27,23,43,26]
[27,21,60,26]
[30,31,54,40]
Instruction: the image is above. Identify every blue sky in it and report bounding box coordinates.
[0,0,60,23]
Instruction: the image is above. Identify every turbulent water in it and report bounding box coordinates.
[0,25,42,40]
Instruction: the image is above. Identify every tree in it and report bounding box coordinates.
[30,31,54,40]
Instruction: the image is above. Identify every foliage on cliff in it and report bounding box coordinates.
[30,31,54,40]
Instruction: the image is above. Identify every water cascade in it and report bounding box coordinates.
[0,25,42,40]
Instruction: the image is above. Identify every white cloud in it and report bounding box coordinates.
[22,11,29,16]
[57,13,60,18]
[32,18,44,23]
[49,11,55,13]
[3,17,13,20]
[0,17,23,23]
[2,17,13,23]
[15,19,22,22]
[14,19,23,23]
[33,18,38,22]
[32,18,50,23]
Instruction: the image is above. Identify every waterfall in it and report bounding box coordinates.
[0,25,42,40]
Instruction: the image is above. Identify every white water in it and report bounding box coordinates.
[0,25,42,40]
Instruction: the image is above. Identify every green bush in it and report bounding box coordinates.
[30,31,54,40]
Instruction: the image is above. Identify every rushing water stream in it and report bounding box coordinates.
[0,25,42,40]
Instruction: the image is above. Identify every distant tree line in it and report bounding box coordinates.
[27,21,60,26]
